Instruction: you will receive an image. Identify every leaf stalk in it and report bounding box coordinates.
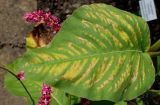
[149,39,160,51]
[148,51,160,57]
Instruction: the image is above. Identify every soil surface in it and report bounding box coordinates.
[0,0,36,105]
[0,0,160,105]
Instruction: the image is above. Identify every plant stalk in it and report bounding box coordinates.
[149,39,160,51]
[148,51,160,57]
[0,66,35,105]
[147,89,160,95]
[69,94,71,105]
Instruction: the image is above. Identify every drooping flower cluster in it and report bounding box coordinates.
[38,84,52,105]
[16,71,25,80]
[24,10,60,33]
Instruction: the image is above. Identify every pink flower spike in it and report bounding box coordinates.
[23,10,60,33]
[17,71,25,80]
[38,83,52,105]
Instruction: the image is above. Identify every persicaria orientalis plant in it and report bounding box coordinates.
[1,3,160,105]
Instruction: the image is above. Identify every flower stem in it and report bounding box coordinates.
[0,66,35,105]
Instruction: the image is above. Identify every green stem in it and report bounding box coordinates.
[69,94,72,105]
[0,66,35,105]
[148,89,160,95]
[149,39,160,51]
[148,51,160,57]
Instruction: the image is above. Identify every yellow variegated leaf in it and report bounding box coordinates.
[5,4,155,102]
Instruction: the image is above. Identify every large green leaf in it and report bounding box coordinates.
[5,3,155,102]
[5,73,74,105]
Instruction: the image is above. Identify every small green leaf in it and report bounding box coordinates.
[51,88,80,105]
[70,95,80,105]
[136,98,144,105]
[51,88,68,105]
[115,101,127,105]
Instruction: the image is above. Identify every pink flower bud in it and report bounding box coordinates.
[17,71,25,80]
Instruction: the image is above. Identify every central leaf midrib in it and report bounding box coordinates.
[26,50,143,68]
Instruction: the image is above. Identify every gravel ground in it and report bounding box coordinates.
[0,0,36,105]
